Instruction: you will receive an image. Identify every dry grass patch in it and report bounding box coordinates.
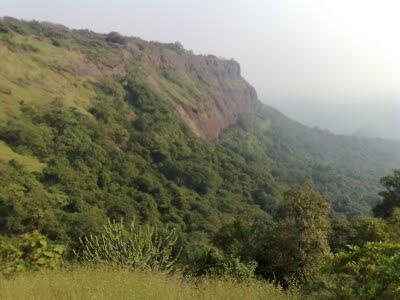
[0,267,296,300]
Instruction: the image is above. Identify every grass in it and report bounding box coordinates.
[0,140,45,172]
[0,267,296,300]
[0,34,97,119]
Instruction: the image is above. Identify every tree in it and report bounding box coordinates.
[322,242,400,299]
[349,216,390,246]
[262,183,330,284]
[105,31,126,44]
[374,170,400,218]
[329,216,390,253]
[188,248,257,282]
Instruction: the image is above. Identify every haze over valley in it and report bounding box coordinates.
[266,99,400,140]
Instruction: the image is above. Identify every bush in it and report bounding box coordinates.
[189,248,257,282]
[321,242,400,299]
[105,32,126,45]
[0,231,65,277]
[76,219,180,273]
[161,161,222,195]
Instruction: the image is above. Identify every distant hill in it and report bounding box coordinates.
[353,124,399,141]
[266,99,400,141]
[0,17,400,250]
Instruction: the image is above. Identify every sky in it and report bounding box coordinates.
[1,0,399,138]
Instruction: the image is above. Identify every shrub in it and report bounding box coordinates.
[105,32,126,45]
[188,248,257,282]
[321,242,400,299]
[161,161,222,195]
[0,231,65,277]
[20,43,39,52]
[374,169,400,218]
[76,219,180,273]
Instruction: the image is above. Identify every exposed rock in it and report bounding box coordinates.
[173,57,261,139]
[127,47,261,139]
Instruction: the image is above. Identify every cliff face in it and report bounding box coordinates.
[162,56,261,139]
[0,18,260,140]
[120,43,262,139]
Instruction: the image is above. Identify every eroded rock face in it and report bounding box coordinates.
[43,29,261,140]
[146,52,261,139]
[175,72,260,139]
[177,58,261,139]
[117,42,262,139]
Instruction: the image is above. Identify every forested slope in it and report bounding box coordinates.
[0,17,399,257]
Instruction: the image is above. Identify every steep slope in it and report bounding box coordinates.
[0,18,259,140]
[220,107,400,216]
[0,18,399,254]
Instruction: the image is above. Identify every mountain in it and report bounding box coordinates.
[353,124,400,141]
[267,99,400,141]
[1,17,400,252]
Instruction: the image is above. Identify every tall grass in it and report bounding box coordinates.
[0,266,297,300]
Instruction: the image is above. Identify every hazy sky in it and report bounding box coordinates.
[1,0,399,104]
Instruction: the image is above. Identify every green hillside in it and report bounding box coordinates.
[0,16,399,258]
[2,17,400,298]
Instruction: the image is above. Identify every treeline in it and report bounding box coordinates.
[1,171,400,298]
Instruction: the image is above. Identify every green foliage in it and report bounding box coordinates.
[0,231,65,277]
[105,31,126,45]
[213,209,270,260]
[213,184,331,285]
[374,169,400,218]
[161,160,222,195]
[260,183,331,284]
[0,117,54,159]
[349,217,390,246]
[1,18,400,296]
[321,242,400,299]
[0,161,65,239]
[189,248,257,282]
[329,216,391,253]
[76,219,180,273]
[386,207,400,240]
[0,18,398,252]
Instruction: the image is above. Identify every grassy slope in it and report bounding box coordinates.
[0,267,295,300]
[0,25,100,170]
[0,34,96,114]
[0,140,44,172]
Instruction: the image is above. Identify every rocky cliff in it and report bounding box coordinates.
[118,41,262,139]
[0,18,261,140]
[159,55,261,139]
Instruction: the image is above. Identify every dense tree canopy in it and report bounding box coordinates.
[374,170,400,218]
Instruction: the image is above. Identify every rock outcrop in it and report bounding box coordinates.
[122,45,262,139]
[171,57,261,139]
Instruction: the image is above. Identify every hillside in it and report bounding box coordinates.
[0,17,400,255]
[268,99,400,141]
